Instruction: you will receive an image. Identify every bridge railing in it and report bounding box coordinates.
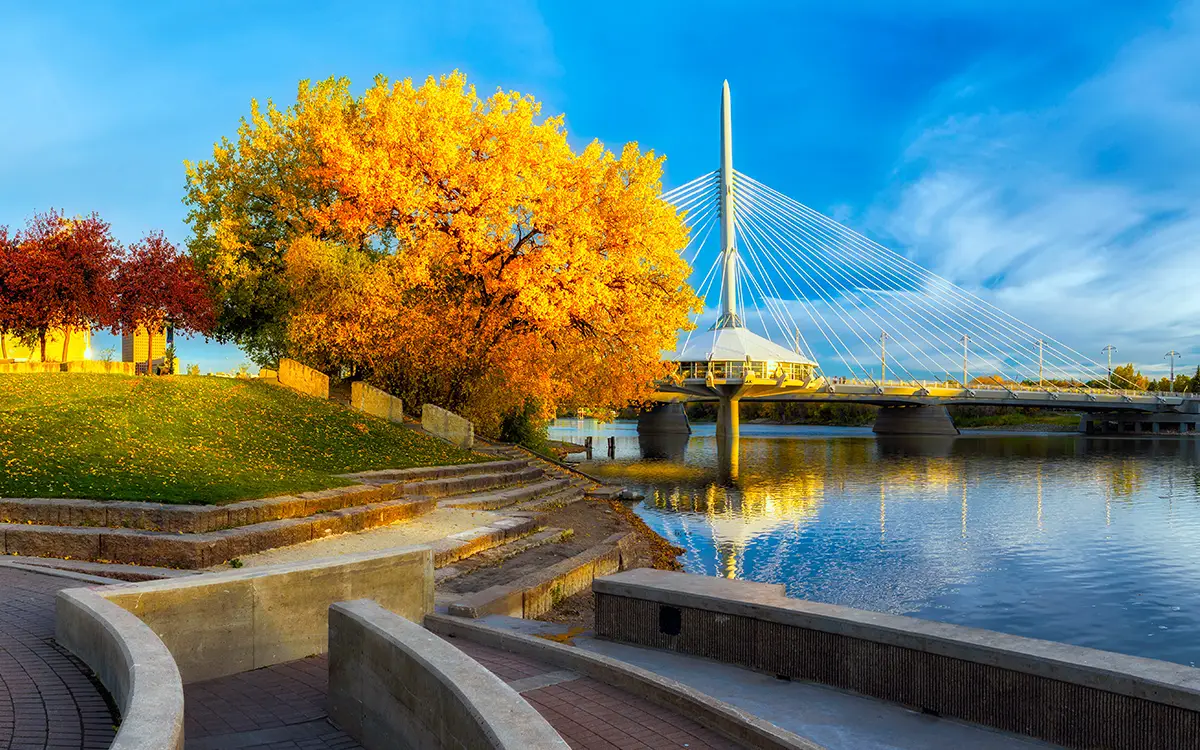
[669,366,1197,401]
[826,378,1190,400]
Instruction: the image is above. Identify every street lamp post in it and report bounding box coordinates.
[962,334,969,387]
[880,330,888,384]
[1166,350,1181,393]
[1036,338,1044,388]
[1102,344,1116,387]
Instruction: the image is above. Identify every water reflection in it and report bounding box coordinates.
[551,419,1200,666]
[638,432,689,462]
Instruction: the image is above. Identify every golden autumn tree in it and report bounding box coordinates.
[185,72,700,432]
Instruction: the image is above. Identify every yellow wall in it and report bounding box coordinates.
[0,327,91,362]
[122,325,166,365]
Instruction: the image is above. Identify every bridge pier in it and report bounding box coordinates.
[872,404,960,436]
[637,402,692,435]
[1080,412,1200,435]
[716,396,740,442]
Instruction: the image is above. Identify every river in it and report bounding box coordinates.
[548,419,1200,667]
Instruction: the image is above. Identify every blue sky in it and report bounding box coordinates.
[1,0,1196,374]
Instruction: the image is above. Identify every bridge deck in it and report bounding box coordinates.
[658,378,1198,412]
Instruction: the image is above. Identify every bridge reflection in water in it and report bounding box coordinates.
[556,419,1200,665]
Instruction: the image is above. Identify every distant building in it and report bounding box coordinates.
[122,325,168,370]
[0,327,91,362]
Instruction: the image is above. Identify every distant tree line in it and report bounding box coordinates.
[1103,362,1200,393]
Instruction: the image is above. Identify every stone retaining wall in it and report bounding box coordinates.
[278,358,329,399]
[56,587,185,750]
[0,361,62,373]
[594,569,1200,750]
[0,360,138,374]
[329,599,568,750]
[422,403,474,448]
[62,360,138,375]
[351,381,403,423]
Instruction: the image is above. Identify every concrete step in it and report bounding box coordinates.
[430,515,541,569]
[439,477,572,511]
[507,483,590,514]
[0,495,440,569]
[0,462,544,533]
[434,527,573,585]
[338,459,530,484]
[3,556,197,582]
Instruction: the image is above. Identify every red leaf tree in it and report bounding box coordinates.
[0,225,23,360]
[112,232,215,374]
[0,211,120,362]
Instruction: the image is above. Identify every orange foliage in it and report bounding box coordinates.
[186,72,700,432]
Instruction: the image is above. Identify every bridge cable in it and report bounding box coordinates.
[735,173,1108,390]
[736,180,957,384]
[736,172,1132,391]
[736,178,1045,386]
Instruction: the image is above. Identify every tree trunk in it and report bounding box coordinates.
[61,328,71,363]
[146,328,154,376]
[1,333,7,360]
[39,332,47,362]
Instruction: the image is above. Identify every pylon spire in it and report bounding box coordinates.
[715,80,741,329]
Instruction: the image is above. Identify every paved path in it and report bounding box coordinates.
[450,639,741,749]
[183,656,361,750]
[184,640,740,750]
[575,637,1058,750]
[0,566,117,750]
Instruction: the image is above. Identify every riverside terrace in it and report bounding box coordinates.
[7,548,1200,749]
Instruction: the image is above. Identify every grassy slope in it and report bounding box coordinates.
[0,374,484,504]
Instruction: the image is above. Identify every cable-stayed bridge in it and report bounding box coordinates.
[646,82,1200,439]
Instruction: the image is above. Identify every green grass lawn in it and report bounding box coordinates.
[0,374,486,504]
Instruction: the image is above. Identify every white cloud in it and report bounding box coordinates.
[873,1,1200,373]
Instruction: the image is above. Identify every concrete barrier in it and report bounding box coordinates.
[278,358,329,399]
[0,361,63,373]
[422,403,474,448]
[330,599,568,750]
[90,545,433,682]
[351,381,404,423]
[62,360,138,375]
[426,613,821,750]
[594,569,1200,750]
[56,587,185,750]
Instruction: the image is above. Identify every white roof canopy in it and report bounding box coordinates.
[669,326,817,365]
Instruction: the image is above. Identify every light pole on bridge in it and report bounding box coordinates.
[1166,350,1181,393]
[1036,338,1044,388]
[961,334,969,388]
[1102,344,1116,387]
[881,330,888,384]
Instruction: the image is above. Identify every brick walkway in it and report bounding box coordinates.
[451,639,742,750]
[0,566,117,750]
[183,655,361,750]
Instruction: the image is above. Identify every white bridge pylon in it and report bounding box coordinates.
[656,81,1197,440]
